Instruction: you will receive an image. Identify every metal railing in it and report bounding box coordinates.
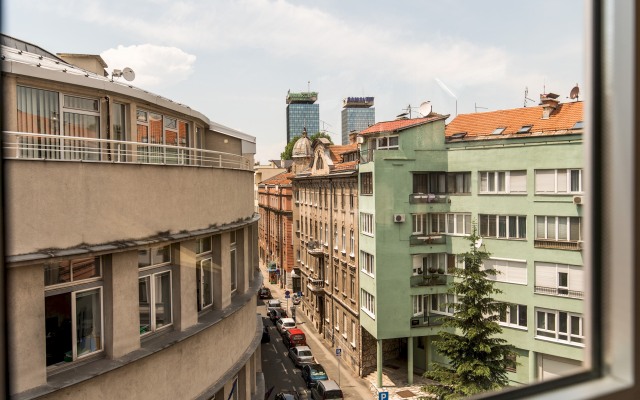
[307,241,325,257]
[534,239,582,251]
[409,193,449,204]
[409,235,447,246]
[410,314,449,328]
[410,274,449,287]
[3,131,252,171]
[534,286,584,298]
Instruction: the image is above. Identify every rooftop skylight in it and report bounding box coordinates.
[571,121,584,130]
[491,127,506,135]
[516,125,533,134]
[450,132,467,139]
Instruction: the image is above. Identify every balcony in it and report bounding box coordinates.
[534,239,582,251]
[410,274,450,287]
[307,278,325,293]
[307,240,325,257]
[410,314,449,328]
[409,235,446,246]
[535,286,584,299]
[409,193,449,204]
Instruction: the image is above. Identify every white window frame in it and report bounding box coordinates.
[535,262,584,298]
[479,170,527,194]
[360,251,375,276]
[535,169,584,194]
[412,294,425,316]
[376,135,399,150]
[139,269,173,336]
[535,216,582,242]
[498,303,528,330]
[479,214,527,239]
[535,308,584,346]
[361,289,375,318]
[429,293,455,315]
[412,213,426,235]
[360,212,374,236]
[484,258,528,285]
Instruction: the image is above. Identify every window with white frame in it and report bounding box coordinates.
[351,320,357,347]
[350,229,355,256]
[361,289,376,317]
[535,216,582,242]
[535,262,584,298]
[428,213,471,235]
[483,258,527,285]
[334,223,339,249]
[412,213,426,235]
[335,308,340,331]
[535,169,583,194]
[376,135,399,150]
[196,258,213,311]
[139,270,172,336]
[360,213,374,236]
[342,226,346,252]
[419,253,453,274]
[44,256,103,366]
[343,313,348,338]
[498,303,528,329]
[479,170,527,194]
[479,214,527,239]
[350,274,355,300]
[412,294,425,316]
[360,251,375,276]
[536,309,584,345]
[230,246,237,293]
[430,293,455,315]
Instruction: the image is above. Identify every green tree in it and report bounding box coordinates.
[280,132,333,160]
[424,226,517,399]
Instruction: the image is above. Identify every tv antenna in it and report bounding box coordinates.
[569,84,580,101]
[111,67,135,82]
[475,103,488,113]
[524,87,536,107]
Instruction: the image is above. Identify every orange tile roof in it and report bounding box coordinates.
[359,114,448,136]
[332,160,358,171]
[328,143,358,163]
[445,101,583,140]
[260,171,294,186]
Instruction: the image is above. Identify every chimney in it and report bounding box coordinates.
[539,92,560,119]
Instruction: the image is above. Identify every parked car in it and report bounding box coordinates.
[274,390,301,400]
[288,345,314,368]
[258,286,272,299]
[266,299,281,309]
[282,328,306,348]
[301,363,328,388]
[309,379,344,400]
[276,317,296,335]
[261,325,270,343]
[269,308,287,323]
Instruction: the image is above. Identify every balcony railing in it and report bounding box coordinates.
[307,241,325,257]
[534,286,584,299]
[410,314,449,328]
[409,235,446,246]
[534,239,582,251]
[3,131,252,171]
[307,278,325,293]
[410,274,449,287]
[409,193,449,204]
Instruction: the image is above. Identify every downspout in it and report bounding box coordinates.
[104,96,111,161]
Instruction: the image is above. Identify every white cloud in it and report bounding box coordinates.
[100,44,196,89]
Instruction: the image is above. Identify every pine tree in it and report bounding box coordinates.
[424,226,517,399]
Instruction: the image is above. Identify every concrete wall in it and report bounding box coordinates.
[4,161,254,256]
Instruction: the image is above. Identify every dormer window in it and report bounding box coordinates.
[450,132,467,140]
[571,121,584,130]
[492,127,506,135]
[516,125,533,134]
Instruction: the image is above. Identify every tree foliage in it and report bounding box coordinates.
[280,132,333,160]
[424,226,517,399]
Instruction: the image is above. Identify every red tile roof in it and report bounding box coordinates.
[445,101,583,140]
[328,143,358,163]
[359,114,448,136]
[332,160,358,171]
[260,171,294,186]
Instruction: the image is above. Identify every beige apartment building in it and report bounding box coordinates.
[2,35,262,399]
[291,137,365,375]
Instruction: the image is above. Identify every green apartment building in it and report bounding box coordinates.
[357,95,584,387]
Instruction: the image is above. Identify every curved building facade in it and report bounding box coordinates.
[3,36,262,399]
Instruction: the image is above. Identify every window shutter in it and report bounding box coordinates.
[536,262,557,287]
[569,265,584,292]
[508,261,528,284]
[535,170,556,193]
[510,170,527,193]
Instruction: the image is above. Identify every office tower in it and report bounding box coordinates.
[286,90,320,143]
[341,97,375,145]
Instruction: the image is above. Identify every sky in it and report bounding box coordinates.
[3,0,584,163]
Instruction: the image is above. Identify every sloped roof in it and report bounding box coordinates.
[259,171,294,186]
[445,101,583,140]
[359,114,449,136]
[328,143,358,163]
[332,160,358,171]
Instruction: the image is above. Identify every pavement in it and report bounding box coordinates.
[259,262,436,400]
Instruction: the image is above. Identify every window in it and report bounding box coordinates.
[138,245,171,269]
[418,253,452,274]
[413,172,446,194]
[335,309,340,331]
[516,125,532,134]
[230,248,237,293]
[349,229,355,256]
[196,237,212,254]
[341,226,346,253]
[139,271,172,335]
[361,172,373,195]
[343,313,348,338]
[535,216,582,242]
[484,258,527,285]
[351,320,357,347]
[535,169,583,194]
[360,213,374,236]
[499,303,528,329]
[196,258,213,310]
[360,251,375,276]
[412,213,426,235]
[446,213,471,235]
[412,295,425,316]
[334,223,339,249]
[479,214,527,239]
[535,262,584,298]
[430,293,455,315]
[479,171,527,194]
[505,353,517,373]
[536,309,584,345]
[447,172,472,194]
[376,135,399,149]
[342,271,346,294]
[350,274,355,299]
[361,289,375,317]
[44,256,101,286]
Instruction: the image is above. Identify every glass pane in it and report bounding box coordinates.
[72,257,100,281]
[558,272,569,287]
[151,245,170,265]
[570,217,581,241]
[203,259,213,308]
[519,305,528,326]
[64,95,99,112]
[155,272,172,328]
[489,215,497,237]
[518,216,527,238]
[45,260,71,286]
[45,292,72,366]
[509,305,518,324]
[465,215,471,234]
[557,169,568,192]
[456,214,463,234]
[230,249,237,291]
[571,316,581,335]
[547,217,556,240]
[571,170,581,192]
[498,172,506,192]
[76,289,102,357]
[139,276,151,334]
[498,216,507,238]
[488,172,495,191]
[138,249,151,268]
[559,312,568,333]
[508,216,517,238]
[480,172,488,192]
[547,313,556,331]
[558,218,568,240]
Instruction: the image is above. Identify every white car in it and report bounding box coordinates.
[276,317,296,335]
[288,345,314,368]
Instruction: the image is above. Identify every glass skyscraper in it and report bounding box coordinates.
[286,91,320,143]
[341,97,375,144]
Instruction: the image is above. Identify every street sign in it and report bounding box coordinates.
[335,348,342,357]
[284,290,290,298]
[379,392,389,400]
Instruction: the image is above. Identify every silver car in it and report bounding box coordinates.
[288,345,314,368]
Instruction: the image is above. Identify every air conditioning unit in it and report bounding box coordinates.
[573,195,584,204]
[393,214,405,223]
[356,136,364,144]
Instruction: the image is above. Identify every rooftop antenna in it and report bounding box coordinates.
[435,78,458,116]
[524,87,536,107]
[569,84,580,101]
[307,80,310,92]
[475,103,488,113]
[111,67,135,82]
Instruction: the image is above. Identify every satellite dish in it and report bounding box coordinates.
[570,84,580,100]
[123,67,136,82]
[418,101,432,117]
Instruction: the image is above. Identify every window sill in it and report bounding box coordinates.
[534,335,585,348]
